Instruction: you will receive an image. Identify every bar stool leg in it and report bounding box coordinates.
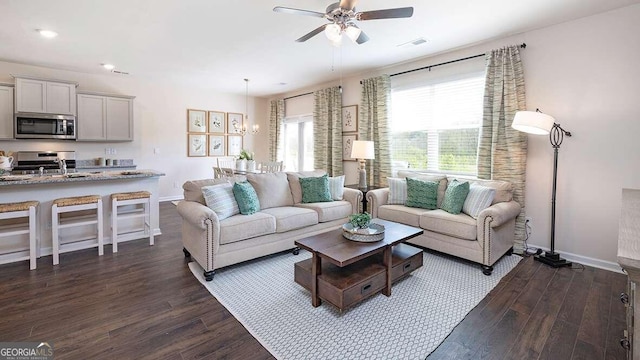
[52,204,59,266]
[146,200,154,246]
[98,199,104,256]
[111,197,118,253]
[29,206,37,270]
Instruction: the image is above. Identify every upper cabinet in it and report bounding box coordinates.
[14,76,77,115]
[77,92,134,142]
[0,84,14,139]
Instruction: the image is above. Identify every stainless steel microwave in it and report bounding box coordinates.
[15,113,77,140]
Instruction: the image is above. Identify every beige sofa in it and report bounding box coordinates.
[177,171,361,280]
[366,171,521,275]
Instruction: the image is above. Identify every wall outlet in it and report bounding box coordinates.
[173,181,180,189]
[525,217,533,232]
[153,148,160,155]
[46,221,52,230]
[104,148,110,155]
[111,148,117,155]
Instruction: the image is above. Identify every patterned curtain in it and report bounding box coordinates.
[478,45,527,253]
[360,75,392,187]
[313,86,343,175]
[268,99,285,162]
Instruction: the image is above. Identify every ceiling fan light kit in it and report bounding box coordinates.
[274,0,414,45]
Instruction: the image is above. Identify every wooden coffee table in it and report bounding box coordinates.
[294,219,424,311]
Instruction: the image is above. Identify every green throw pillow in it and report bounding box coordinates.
[299,174,333,203]
[440,179,470,214]
[233,181,260,215]
[406,177,438,209]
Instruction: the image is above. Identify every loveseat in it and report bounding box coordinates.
[366,171,521,275]
[177,171,362,280]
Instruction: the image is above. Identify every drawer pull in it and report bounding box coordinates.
[620,338,630,350]
[621,292,629,304]
[361,283,372,294]
[403,263,412,272]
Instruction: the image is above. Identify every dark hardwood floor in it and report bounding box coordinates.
[0,202,627,359]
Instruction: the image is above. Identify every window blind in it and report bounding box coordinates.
[391,74,485,175]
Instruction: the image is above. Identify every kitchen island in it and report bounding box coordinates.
[0,170,165,265]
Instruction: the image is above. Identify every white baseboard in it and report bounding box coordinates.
[160,195,183,202]
[533,245,623,274]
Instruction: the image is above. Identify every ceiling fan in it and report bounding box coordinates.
[273,0,414,45]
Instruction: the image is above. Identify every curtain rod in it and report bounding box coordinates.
[283,85,342,101]
[388,43,527,78]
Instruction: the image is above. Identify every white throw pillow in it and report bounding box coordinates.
[328,175,345,200]
[387,177,407,205]
[462,183,496,219]
[202,183,240,220]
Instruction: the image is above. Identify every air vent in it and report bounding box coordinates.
[111,70,130,75]
[397,37,429,48]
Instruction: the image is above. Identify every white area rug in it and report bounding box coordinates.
[189,250,521,360]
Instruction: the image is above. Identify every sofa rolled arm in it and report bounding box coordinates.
[477,200,521,228]
[343,187,363,214]
[176,200,219,230]
[366,188,389,218]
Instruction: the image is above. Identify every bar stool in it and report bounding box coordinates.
[52,195,103,265]
[0,201,38,270]
[111,191,153,253]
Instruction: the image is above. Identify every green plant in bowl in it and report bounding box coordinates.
[349,212,372,229]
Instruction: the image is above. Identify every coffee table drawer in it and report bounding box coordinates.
[294,257,386,311]
[391,243,424,282]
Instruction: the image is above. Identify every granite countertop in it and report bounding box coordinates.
[0,170,165,186]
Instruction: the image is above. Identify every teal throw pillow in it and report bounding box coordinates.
[405,177,438,209]
[299,174,333,203]
[232,181,260,215]
[440,179,470,214]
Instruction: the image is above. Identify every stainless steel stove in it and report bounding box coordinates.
[12,151,77,174]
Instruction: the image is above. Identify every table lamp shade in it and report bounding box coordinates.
[512,111,555,135]
[351,141,375,159]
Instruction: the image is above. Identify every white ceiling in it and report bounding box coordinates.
[0,0,638,97]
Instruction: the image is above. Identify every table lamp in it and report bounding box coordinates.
[350,140,375,190]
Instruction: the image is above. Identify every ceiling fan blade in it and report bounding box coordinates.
[339,0,359,11]
[357,7,414,21]
[355,31,369,44]
[273,6,326,18]
[295,24,328,42]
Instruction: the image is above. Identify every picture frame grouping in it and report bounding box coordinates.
[186,109,244,157]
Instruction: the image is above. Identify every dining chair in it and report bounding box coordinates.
[216,157,236,178]
[259,161,283,173]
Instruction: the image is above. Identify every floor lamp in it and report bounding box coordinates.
[512,109,572,268]
[350,140,375,190]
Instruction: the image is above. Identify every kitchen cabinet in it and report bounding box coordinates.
[14,76,77,115]
[618,188,640,359]
[0,84,13,139]
[77,92,134,141]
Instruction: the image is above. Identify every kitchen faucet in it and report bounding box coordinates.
[55,158,67,175]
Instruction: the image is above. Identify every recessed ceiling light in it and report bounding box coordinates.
[279,82,287,86]
[37,29,58,38]
[102,64,115,70]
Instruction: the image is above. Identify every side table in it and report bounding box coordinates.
[344,184,383,213]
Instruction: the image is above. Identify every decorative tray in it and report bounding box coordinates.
[342,223,385,242]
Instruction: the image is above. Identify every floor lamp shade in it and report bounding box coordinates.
[512,109,572,268]
[512,110,555,135]
[351,141,375,190]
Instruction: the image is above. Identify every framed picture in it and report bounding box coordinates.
[227,135,243,157]
[342,134,358,161]
[208,135,225,156]
[187,109,207,133]
[342,105,358,133]
[227,112,244,134]
[208,111,225,134]
[188,134,207,157]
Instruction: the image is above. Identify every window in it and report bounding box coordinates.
[283,114,314,171]
[391,73,485,175]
